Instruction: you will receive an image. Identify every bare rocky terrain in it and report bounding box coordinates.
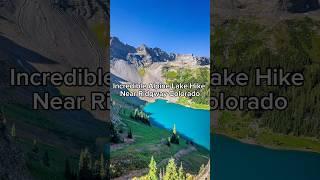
[110,37,210,103]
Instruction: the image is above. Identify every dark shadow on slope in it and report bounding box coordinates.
[0,36,58,66]
[280,0,320,13]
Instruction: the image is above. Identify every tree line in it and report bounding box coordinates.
[212,17,320,137]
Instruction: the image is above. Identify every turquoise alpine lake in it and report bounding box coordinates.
[144,99,210,149]
[212,134,320,180]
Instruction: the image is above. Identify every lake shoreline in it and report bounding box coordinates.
[150,119,210,151]
[144,98,210,111]
[144,99,210,149]
[214,132,320,154]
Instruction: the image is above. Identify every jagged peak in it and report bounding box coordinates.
[110,36,209,66]
[110,36,123,45]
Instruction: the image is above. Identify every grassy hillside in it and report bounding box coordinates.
[110,95,209,178]
[212,17,320,152]
[163,67,210,110]
[217,111,320,152]
[2,103,108,179]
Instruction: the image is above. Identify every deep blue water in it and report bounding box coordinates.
[144,99,210,149]
[212,134,320,180]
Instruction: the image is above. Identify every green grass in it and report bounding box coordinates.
[91,23,107,48]
[165,70,178,79]
[176,97,210,110]
[216,111,320,153]
[178,151,209,173]
[17,138,79,180]
[256,131,320,152]
[111,117,188,161]
[3,103,107,179]
[216,111,252,139]
[111,107,209,176]
[138,68,146,77]
[4,104,106,144]
[163,67,210,107]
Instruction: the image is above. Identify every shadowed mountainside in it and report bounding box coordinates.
[0,0,109,179]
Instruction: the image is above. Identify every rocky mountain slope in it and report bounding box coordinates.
[110,37,209,103]
[0,1,109,179]
[110,37,209,67]
[0,0,109,119]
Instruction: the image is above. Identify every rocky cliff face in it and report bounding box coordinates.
[52,0,108,19]
[110,37,136,60]
[110,37,209,67]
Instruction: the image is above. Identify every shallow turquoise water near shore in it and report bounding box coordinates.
[144,99,210,149]
[212,134,320,180]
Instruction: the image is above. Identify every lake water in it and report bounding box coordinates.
[212,134,320,180]
[144,100,320,180]
[144,99,210,149]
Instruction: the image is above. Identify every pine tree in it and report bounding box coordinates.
[110,123,122,143]
[173,124,176,135]
[0,111,6,133]
[170,124,179,144]
[159,168,163,180]
[32,139,39,153]
[186,173,194,180]
[178,163,185,180]
[167,137,171,147]
[79,148,93,180]
[128,128,133,139]
[85,148,92,170]
[11,123,16,138]
[93,160,99,179]
[147,156,157,180]
[163,158,178,180]
[198,164,205,174]
[79,150,84,170]
[100,153,106,180]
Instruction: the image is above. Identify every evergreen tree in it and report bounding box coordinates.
[110,123,123,143]
[128,128,133,139]
[0,109,6,132]
[0,117,5,133]
[163,158,178,180]
[186,173,194,180]
[131,109,150,125]
[170,124,179,144]
[178,163,185,180]
[147,156,157,180]
[100,153,106,180]
[11,123,16,138]
[198,164,205,174]
[32,139,39,153]
[93,160,100,179]
[79,150,84,170]
[166,137,171,147]
[159,168,163,180]
[78,148,93,180]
